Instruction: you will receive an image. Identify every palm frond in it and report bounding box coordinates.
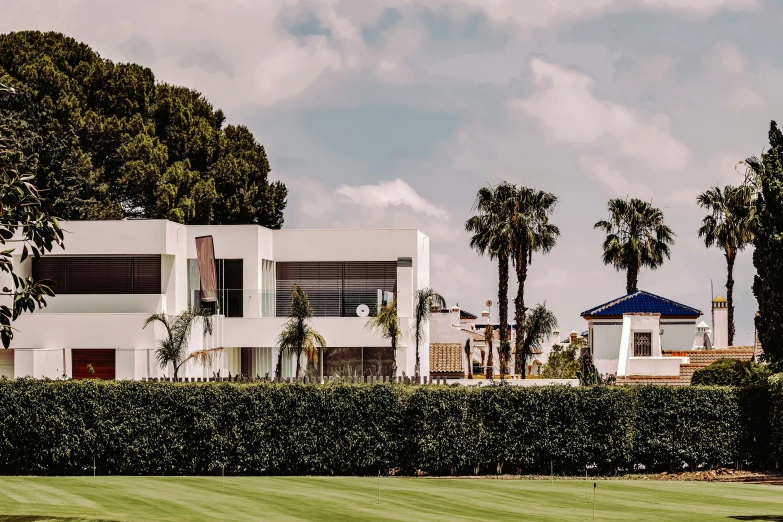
[180,347,224,367]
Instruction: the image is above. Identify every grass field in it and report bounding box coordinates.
[0,476,781,521]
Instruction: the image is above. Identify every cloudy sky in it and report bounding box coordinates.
[5,0,781,344]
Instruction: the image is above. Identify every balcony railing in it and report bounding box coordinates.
[189,289,275,318]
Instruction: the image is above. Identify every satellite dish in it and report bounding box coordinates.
[356,304,370,317]
[486,300,493,308]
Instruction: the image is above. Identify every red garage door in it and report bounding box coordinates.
[72,349,115,380]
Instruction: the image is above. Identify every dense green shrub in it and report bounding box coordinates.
[691,359,771,386]
[0,379,774,476]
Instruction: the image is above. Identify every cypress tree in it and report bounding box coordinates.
[752,121,783,369]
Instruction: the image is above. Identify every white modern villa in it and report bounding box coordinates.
[0,220,430,381]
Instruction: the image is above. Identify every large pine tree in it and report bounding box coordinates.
[752,121,783,369]
[0,31,287,227]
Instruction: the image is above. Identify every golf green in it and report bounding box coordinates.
[0,476,780,521]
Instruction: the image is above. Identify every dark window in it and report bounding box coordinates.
[218,259,243,318]
[197,259,244,318]
[633,332,652,357]
[276,261,397,317]
[320,347,394,378]
[72,349,116,380]
[33,256,161,294]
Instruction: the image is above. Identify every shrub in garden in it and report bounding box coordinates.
[691,358,770,386]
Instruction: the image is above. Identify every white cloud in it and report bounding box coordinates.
[513,58,689,171]
[639,0,758,14]
[579,156,653,199]
[336,179,449,219]
[725,87,767,111]
[452,0,757,27]
[717,42,746,74]
[3,0,359,107]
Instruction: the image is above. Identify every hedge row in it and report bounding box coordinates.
[0,379,775,476]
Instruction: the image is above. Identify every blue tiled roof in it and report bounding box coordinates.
[581,290,701,318]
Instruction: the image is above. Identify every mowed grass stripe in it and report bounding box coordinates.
[0,477,782,521]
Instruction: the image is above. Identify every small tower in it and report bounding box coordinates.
[694,320,711,349]
[712,295,728,348]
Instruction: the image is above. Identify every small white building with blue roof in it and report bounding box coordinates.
[581,290,703,377]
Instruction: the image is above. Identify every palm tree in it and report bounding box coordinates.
[466,182,516,374]
[463,339,472,379]
[143,307,220,381]
[509,187,560,377]
[484,324,494,380]
[412,287,445,379]
[595,198,675,295]
[514,303,558,377]
[697,185,756,347]
[277,284,326,380]
[366,293,401,378]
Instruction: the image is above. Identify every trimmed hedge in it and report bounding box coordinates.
[0,379,775,475]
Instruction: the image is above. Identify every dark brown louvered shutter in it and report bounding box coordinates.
[276,262,298,317]
[133,257,161,294]
[107,258,133,294]
[343,261,397,317]
[276,262,343,317]
[301,262,342,317]
[33,258,66,293]
[66,258,91,294]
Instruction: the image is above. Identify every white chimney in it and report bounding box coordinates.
[712,295,728,348]
[451,305,461,328]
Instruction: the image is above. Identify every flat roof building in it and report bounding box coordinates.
[1,220,430,381]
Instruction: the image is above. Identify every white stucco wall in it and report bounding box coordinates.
[589,320,624,374]
[660,321,698,352]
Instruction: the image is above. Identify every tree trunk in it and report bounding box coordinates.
[391,333,397,379]
[626,262,639,294]
[486,338,494,380]
[466,350,473,379]
[498,251,509,378]
[274,349,283,381]
[173,364,179,382]
[415,338,420,379]
[295,351,302,379]
[514,246,528,377]
[726,249,736,347]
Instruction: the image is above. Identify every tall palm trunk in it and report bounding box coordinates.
[391,334,397,379]
[626,262,639,294]
[726,249,736,347]
[295,351,302,379]
[465,340,473,379]
[514,245,528,377]
[415,338,420,378]
[485,327,494,380]
[498,251,509,377]
[274,349,283,381]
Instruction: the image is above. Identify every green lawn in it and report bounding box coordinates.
[0,476,780,521]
